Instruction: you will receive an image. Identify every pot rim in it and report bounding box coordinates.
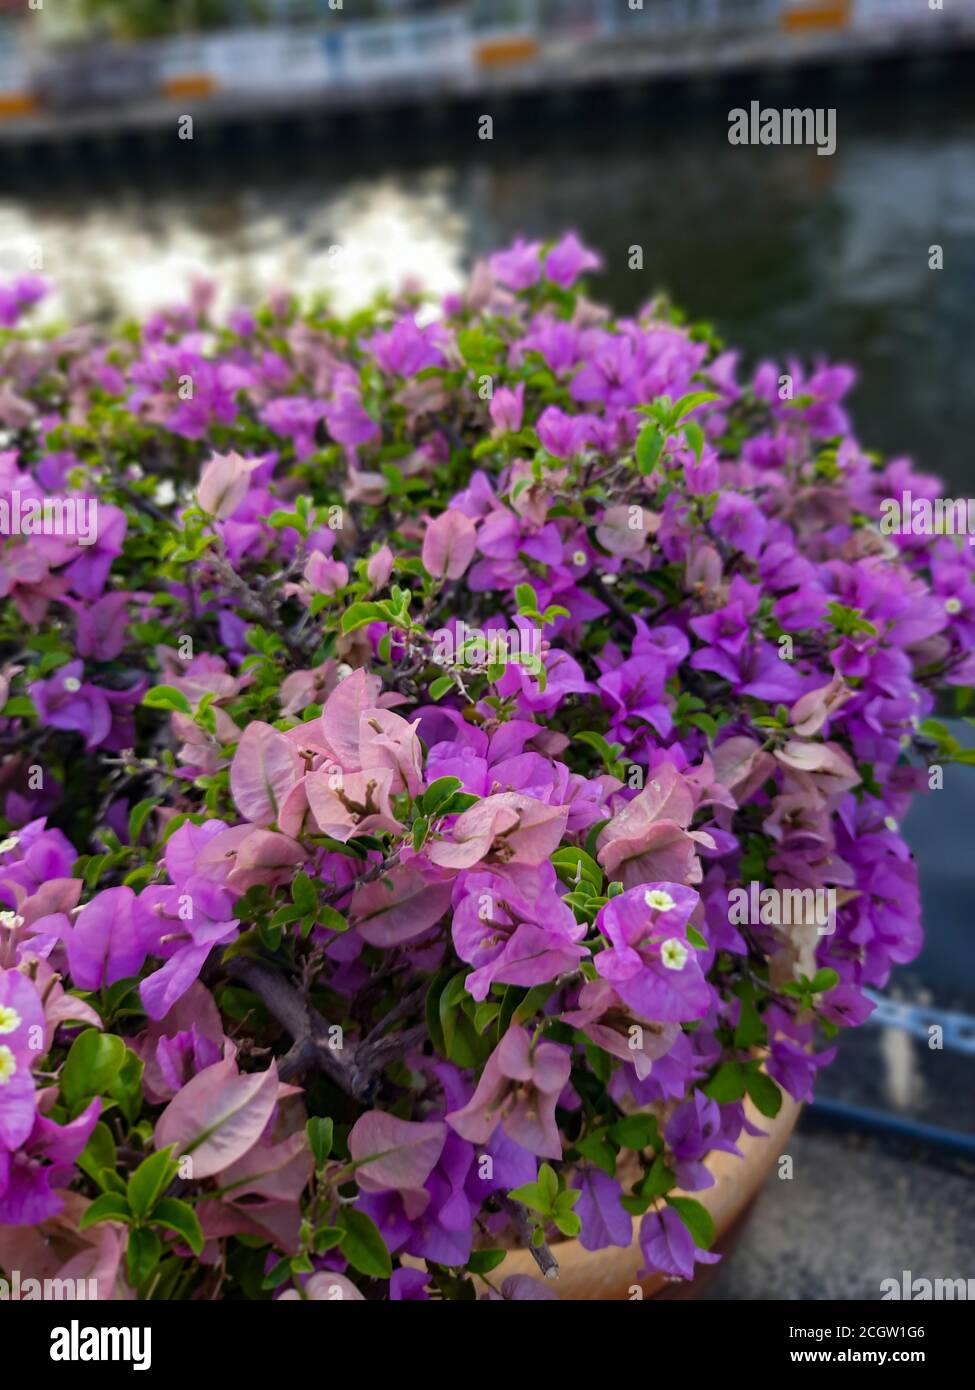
[479,1091,802,1300]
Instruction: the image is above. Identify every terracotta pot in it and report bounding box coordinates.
[486,1092,802,1301]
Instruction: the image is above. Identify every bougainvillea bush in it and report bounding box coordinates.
[0,236,972,1301]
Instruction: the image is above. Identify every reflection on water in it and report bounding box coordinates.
[0,175,467,322]
[1,83,974,485]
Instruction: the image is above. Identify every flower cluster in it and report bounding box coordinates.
[0,236,970,1300]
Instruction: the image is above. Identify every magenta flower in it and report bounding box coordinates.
[536,405,596,459]
[0,1100,100,1224]
[323,374,379,448]
[561,979,679,1080]
[66,886,151,992]
[489,382,525,435]
[451,869,588,1001]
[0,968,45,1150]
[197,450,261,519]
[0,274,49,327]
[259,396,327,461]
[596,762,714,888]
[710,492,768,558]
[446,1025,570,1159]
[639,1204,720,1281]
[544,232,602,289]
[421,507,477,581]
[368,315,446,377]
[489,237,543,291]
[594,882,711,1022]
[573,1167,631,1251]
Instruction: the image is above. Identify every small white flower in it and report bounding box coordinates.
[335,663,354,682]
[0,1045,17,1086]
[0,836,19,854]
[945,596,963,615]
[884,815,899,832]
[63,677,83,693]
[0,1005,21,1035]
[572,550,587,567]
[0,910,22,930]
[645,889,676,913]
[660,938,688,971]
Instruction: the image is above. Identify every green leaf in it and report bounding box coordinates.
[639,1154,675,1200]
[79,1192,132,1230]
[511,982,556,1026]
[702,1061,748,1103]
[733,994,766,1050]
[108,1048,144,1126]
[428,675,454,701]
[261,1256,293,1290]
[307,1116,334,1165]
[340,601,385,634]
[584,818,611,859]
[313,1226,344,1254]
[291,871,317,913]
[687,711,717,739]
[683,420,705,463]
[537,1162,559,1208]
[421,776,464,817]
[575,1130,617,1178]
[551,846,603,891]
[127,1227,162,1287]
[473,1000,501,1034]
[667,1196,715,1250]
[318,904,350,934]
[609,1113,658,1151]
[672,390,719,421]
[149,1197,204,1256]
[61,1030,127,1110]
[143,684,192,714]
[810,968,839,994]
[745,1068,783,1119]
[438,792,479,815]
[514,582,539,615]
[553,1211,582,1238]
[636,422,664,475]
[127,798,161,846]
[467,1249,507,1275]
[127,1145,179,1220]
[336,1207,392,1279]
[508,1181,549,1218]
[1,696,36,718]
[77,1122,118,1189]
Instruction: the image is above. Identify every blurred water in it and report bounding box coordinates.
[1,77,973,1033]
[2,78,973,486]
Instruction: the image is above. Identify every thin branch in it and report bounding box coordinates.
[499,1195,560,1281]
[321,848,402,907]
[224,954,423,1100]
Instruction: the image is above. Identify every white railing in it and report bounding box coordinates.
[156,15,473,90]
[2,0,975,103]
[852,0,975,21]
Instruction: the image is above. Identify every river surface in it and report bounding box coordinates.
[1,73,973,1112]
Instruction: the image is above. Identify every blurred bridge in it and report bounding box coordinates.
[0,0,972,146]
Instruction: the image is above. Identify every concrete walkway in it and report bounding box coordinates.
[704,1122,975,1300]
